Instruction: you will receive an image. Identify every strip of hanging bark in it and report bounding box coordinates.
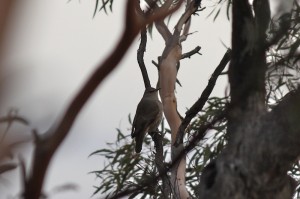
[174,49,231,147]
[137,28,151,88]
[22,1,184,198]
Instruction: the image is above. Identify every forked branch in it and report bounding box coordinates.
[22,1,184,199]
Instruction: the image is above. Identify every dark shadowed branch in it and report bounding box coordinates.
[137,28,151,89]
[195,0,300,198]
[150,131,171,198]
[174,49,231,147]
[137,24,170,198]
[181,46,201,59]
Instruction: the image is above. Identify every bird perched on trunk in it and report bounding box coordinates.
[131,87,163,153]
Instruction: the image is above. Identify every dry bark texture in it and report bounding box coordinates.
[196,0,300,198]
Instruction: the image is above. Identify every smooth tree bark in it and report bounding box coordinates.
[146,0,200,198]
[196,0,300,198]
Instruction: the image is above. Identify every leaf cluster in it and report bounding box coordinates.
[185,96,228,195]
[90,118,171,198]
[91,95,229,198]
[89,0,300,198]
[266,2,300,106]
[206,0,231,21]
[94,0,114,16]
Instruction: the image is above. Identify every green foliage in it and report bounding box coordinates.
[91,95,229,198]
[206,0,232,21]
[94,0,114,16]
[90,1,300,198]
[90,117,171,198]
[184,96,228,195]
[266,2,300,106]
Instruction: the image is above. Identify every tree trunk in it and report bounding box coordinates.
[196,0,299,198]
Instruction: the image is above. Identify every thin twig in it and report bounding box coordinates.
[181,46,201,59]
[150,131,171,198]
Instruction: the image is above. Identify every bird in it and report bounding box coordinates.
[131,87,163,153]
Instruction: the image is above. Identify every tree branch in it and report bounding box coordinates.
[155,1,202,198]
[174,0,196,36]
[227,0,268,139]
[174,49,231,147]
[137,28,151,88]
[155,20,172,43]
[22,1,184,198]
[104,109,226,199]
[196,88,300,199]
[253,0,271,40]
[180,46,201,59]
[150,131,171,198]
[144,0,172,44]
[270,88,300,163]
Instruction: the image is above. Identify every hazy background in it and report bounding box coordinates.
[0,0,291,198]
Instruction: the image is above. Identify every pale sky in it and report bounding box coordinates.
[0,0,291,198]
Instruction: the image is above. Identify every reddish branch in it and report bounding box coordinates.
[0,0,15,48]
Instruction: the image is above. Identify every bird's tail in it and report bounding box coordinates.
[134,131,144,153]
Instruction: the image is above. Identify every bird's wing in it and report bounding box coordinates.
[131,99,160,137]
[137,99,161,119]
